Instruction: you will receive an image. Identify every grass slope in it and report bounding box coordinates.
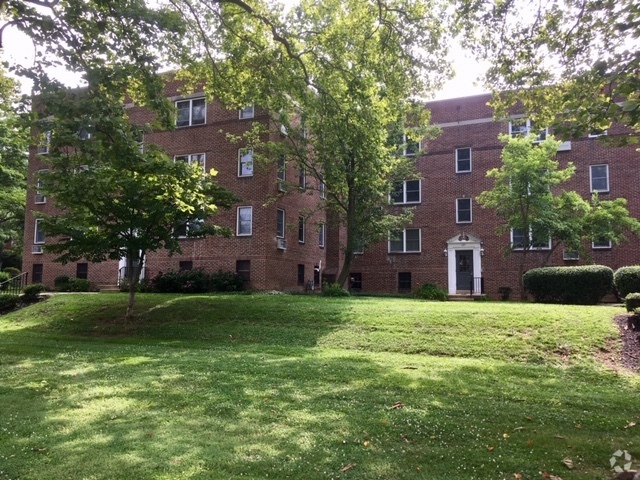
[0,294,637,480]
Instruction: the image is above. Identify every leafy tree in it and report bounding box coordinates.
[477,134,640,299]
[458,0,640,143]
[5,0,236,318]
[0,68,27,267]
[171,0,453,286]
[37,85,237,319]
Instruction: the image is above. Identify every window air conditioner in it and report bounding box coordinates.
[277,181,287,193]
[277,238,287,250]
[32,245,44,254]
[563,250,579,261]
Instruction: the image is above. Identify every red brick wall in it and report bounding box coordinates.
[24,86,327,291]
[349,94,640,297]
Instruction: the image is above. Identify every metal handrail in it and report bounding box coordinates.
[0,272,29,297]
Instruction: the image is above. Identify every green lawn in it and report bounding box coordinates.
[0,294,637,479]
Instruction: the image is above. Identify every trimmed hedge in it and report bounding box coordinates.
[23,283,46,300]
[414,283,448,301]
[67,278,91,292]
[614,266,640,298]
[0,271,9,290]
[2,267,21,278]
[624,293,640,313]
[146,268,244,294]
[321,282,350,297]
[523,265,613,305]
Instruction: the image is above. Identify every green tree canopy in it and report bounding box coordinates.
[458,0,640,144]
[172,0,453,285]
[0,68,27,264]
[5,0,236,318]
[477,134,640,299]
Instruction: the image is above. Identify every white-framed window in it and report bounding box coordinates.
[176,98,206,127]
[299,167,306,190]
[592,237,612,249]
[590,164,609,193]
[174,219,203,238]
[37,131,51,154]
[511,227,551,250]
[276,209,285,238]
[402,134,419,156]
[34,218,46,244]
[318,223,325,248]
[237,206,253,236]
[456,198,472,223]
[456,147,471,173]
[298,216,305,243]
[78,127,92,140]
[35,169,48,204]
[509,118,547,142]
[319,173,326,199]
[175,153,205,173]
[391,180,421,204]
[588,129,608,138]
[239,105,254,119]
[238,149,253,177]
[277,155,286,182]
[389,228,421,253]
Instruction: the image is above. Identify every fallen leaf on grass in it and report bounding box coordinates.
[541,472,550,478]
[550,476,563,480]
[513,427,525,432]
[341,463,356,472]
[390,401,404,409]
[514,473,522,479]
[363,441,371,447]
[562,458,574,469]
[401,434,411,443]
[574,424,582,429]
[625,422,637,429]
[503,433,510,439]
[553,435,565,439]
[487,445,495,451]
[527,440,534,446]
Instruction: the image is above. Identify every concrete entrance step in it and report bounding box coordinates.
[448,294,485,301]
[98,284,120,292]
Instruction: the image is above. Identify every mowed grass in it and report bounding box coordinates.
[0,294,637,480]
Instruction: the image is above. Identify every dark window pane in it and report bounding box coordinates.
[76,263,88,279]
[398,272,412,291]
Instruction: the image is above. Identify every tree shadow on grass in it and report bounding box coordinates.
[0,341,637,480]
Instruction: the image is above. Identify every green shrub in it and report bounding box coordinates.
[321,282,350,297]
[614,266,640,298]
[23,283,46,300]
[624,293,640,313]
[209,269,244,292]
[523,265,613,305]
[2,267,21,278]
[54,275,72,292]
[497,286,512,301]
[67,278,91,292]
[147,268,242,294]
[413,283,448,301]
[0,295,19,311]
[0,271,9,290]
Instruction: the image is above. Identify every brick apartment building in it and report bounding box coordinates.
[23,89,640,297]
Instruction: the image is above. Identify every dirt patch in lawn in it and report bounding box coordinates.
[613,314,640,373]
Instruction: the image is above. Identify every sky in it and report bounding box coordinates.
[2,16,488,101]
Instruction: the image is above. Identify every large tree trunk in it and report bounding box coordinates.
[519,250,527,301]
[125,250,144,321]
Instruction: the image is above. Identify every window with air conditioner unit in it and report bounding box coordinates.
[35,169,48,204]
[277,238,288,250]
[563,250,580,260]
[239,105,254,119]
